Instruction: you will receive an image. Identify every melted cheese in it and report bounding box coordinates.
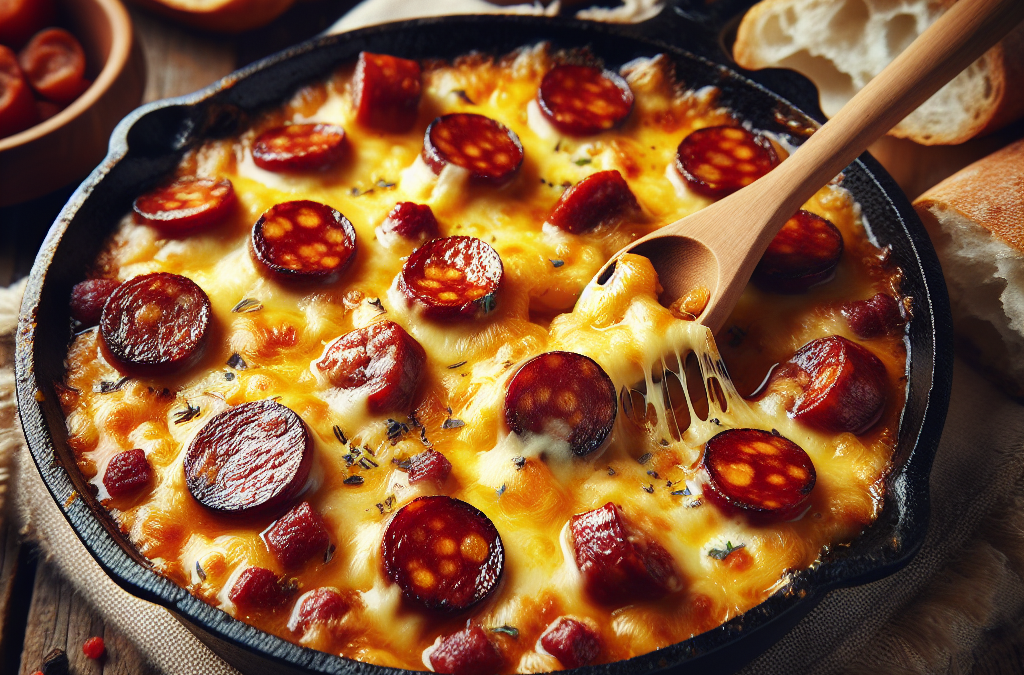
[59,45,906,671]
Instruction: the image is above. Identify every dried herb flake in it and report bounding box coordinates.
[195,561,207,581]
[324,543,336,564]
[708,541,745,560]
[442,417,465,430]
[227,353,248,370]
[447,361,468,369]
[491,625,519,639]
[173,402,201,424]
[94,376,130,394]
[637,452,653,465]
[550,259,565,268]
[232,298,263,313]
[333,425,348,445]
[574,157,592,166]
[343,475,364,486]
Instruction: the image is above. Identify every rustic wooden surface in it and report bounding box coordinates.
[0,1,1022,673]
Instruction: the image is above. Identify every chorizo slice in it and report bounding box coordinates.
[753,210,843,293]
[784,335,888,434]
[69,278,120,327]
[537,64,633,136]
[353,52,421,133]
[102,448,152,498]
[0,45,38,138]
[504,351,617,457]
[376,201,439,245]
[251,200,357,283]
[428,625,503,675]
[548,170,640,234]
[539,617,601,669]
[17,28,90,104]
[398,236,503,320]
[570,502,680,605]
[422,113,524,185]
[0,0,55,48]
[133,177,236,235]
[229,566,294,610]
[264,501,330,569]
[381,495,504,613]
[675,126,778,198]
[99,272,211,376]
[703,428,816,521]
[184,400,313,516]
[408,449,452,486]
[841,293,905,338]
[252,123,346,172]
[313,320,426,413]
[289,588,353,634]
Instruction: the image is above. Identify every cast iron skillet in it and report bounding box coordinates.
[15,2,953,673]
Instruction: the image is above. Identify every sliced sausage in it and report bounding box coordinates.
[753,210,843,293]
[251,200,357,283]
[429,625,503,675]
[841,293,905,339]
[703,428,815,521]
[539,617,601,669]
[504,351,617,457]
[408,449,452,486]
[133,177,236,235]
[381,495,504,613]
[398,236,503,320]
[675,126,778,198]
[17,28,90,104]
[99,272,211,376]
[0,0,55,48]
[376,201,439,244]
[70,278,121,327]
[289,588,353,634]
[548,170,640,234]
[229,566,294,610]
[265,501,330,569]
[102,448,152,498]
[784,335,888,434]
[570,502,680,605]
[252,123,346,172]
[313,320,426,413]
[537,64,633,136]
[422,113,523,185]
[0,45,38,137]
[184,400,313,516]
[353,51,421,133]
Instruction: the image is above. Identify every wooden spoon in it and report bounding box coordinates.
[595,0,1024,333]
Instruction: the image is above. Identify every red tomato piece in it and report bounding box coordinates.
[675,126,779,198]
[537,64,633,136]
[0,45,38,137]
[184,400,313,516]
[229,566,294,610]
[81,636,105,660]
[398,236,503,320]
[99,272,211,376]
[18,28,90,104]
[504,351,617,457]
[252,123,346,172]
[408,449,452,486]
[753,210,844,293]
[539,617,601,669]
[102,448,152,498]
[69,278,120,327]
[841,293,905,338]
[703,428,816,521]
[251,200,357,284]
[353,52,421,133]
[548,170,640,234]
[422,113,524,185]
[376,201,439,244]
[313,320,426,413]
[381,496,504,613]
[429,625,504,675]
[570,502,680,605]
[133,177,236,235]
[265,501,331,569]
[0,0,55,48]
[289,587,352,634]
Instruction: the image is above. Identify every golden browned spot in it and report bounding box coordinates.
[429,518,446,531]
[556,390,578,413]
[460,534,489,564]
[734,146,755,160]
[418,279,442,289]
[439,560,458,576]
[412,567,436,589]
[135,303,163,325]
[752,441,780,455]
[438,292,459,302]
[722,461,754,486]
[722,128,747,141]
[296,210,322,228]
[435,538,457,556]
[767,473,786,486]
[788,465,808,480]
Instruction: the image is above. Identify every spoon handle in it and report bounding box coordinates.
[761,0,1024,224]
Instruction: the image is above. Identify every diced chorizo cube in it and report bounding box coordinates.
[408,449,452,485]
[102,448,152,498]
[539,616,601,668]
[265,501,331,568]
[229,566,293,610]
[429,625,503,675]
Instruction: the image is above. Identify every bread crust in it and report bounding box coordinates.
[128,0,297,33]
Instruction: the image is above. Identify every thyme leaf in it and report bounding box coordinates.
[343,475,364,486]
[232,298,263,313]
[491,626,519,639]
[708,541,745,560]
[173,402,201,425]
[93,376,130,394]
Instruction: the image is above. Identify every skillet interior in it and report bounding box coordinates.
[15,9,953,675]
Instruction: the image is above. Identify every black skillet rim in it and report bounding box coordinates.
[14,10,953,675]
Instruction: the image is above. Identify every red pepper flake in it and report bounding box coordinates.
[82,636,105,660]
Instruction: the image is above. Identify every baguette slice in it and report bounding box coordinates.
[128,0,297,33]
[733,0,1024,145]
[914,139,1024,397]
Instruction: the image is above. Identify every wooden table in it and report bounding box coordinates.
[1,2,1022,673]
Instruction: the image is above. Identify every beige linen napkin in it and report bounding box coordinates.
[2,2,1023,673]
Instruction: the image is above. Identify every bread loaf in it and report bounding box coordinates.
[914,139,1024,397]
[733,0,1024,145]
